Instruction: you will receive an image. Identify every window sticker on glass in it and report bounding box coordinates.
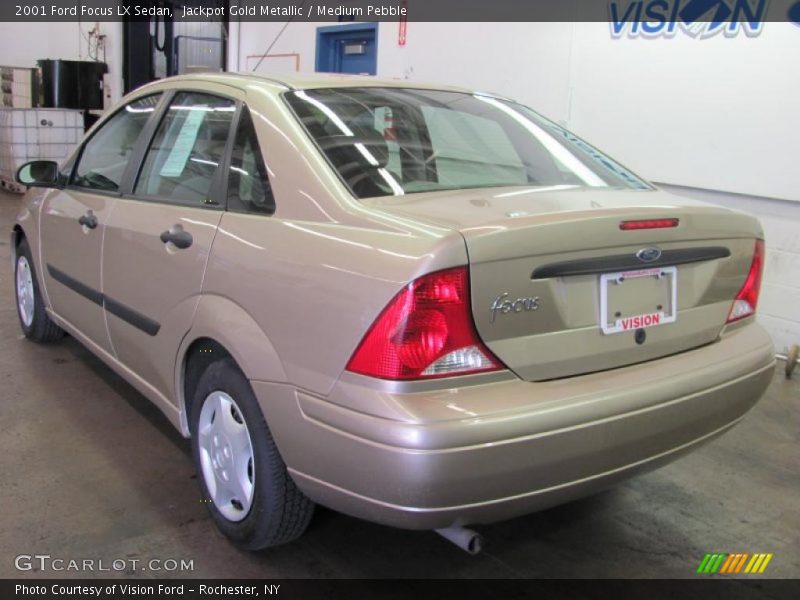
[160,108,206,177]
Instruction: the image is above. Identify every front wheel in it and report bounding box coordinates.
[15,238,64,343]
[190,357,314,550]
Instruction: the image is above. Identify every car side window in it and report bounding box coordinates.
[227,106,275,215]
[135,92,235,206]
[71,94,162,192]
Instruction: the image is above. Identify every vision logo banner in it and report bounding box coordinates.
[697,552,774,574]
[790,0,800,24]
[609,0,769,38]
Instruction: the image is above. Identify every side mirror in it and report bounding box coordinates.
[16,161,60,188]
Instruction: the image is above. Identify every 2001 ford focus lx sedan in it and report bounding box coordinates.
[13,73,775,552]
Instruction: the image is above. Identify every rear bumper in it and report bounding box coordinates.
[252,323,775,530]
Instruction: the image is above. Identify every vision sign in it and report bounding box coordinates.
[609,0,769,38]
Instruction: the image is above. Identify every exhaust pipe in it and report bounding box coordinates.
[435,526,484,554]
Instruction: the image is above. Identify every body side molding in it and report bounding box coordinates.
[46,263,160,336]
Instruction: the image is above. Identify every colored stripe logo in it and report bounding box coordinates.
[696,553,773,574]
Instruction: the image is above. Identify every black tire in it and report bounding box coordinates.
[189,357,314,550]
[15,238,65,343]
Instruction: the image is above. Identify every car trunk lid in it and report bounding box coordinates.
[363,188,762,380]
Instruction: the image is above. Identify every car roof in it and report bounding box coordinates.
[156,71,479,94]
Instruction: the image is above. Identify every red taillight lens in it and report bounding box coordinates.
[346,267,504,380]
[619,218,679,230]
[727,239,765,323]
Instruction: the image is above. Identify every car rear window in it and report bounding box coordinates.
[285,87,650,199]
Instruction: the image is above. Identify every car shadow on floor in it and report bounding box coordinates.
[60,335,191,456]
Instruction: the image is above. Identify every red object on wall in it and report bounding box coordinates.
[399,0,408,46]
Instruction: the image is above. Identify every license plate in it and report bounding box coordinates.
[599,266,677,335]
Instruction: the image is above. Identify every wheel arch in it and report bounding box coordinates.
[176,295,287,437]
[11,224,25,263]
[181,337,233,435]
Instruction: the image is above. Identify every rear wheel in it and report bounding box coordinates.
[189,357,314,550]
[15,238,64,343]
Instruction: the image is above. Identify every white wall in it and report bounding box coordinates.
[0,21,123,105]
[567,22,798,203]
[231,21,317,74]
[229,20,798,354]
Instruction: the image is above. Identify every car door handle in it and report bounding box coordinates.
[160,227,193,249]
[78,211,98,229]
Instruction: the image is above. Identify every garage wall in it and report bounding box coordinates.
[566,22,797,203]
[0,21,123,105]
[228,20,799,354]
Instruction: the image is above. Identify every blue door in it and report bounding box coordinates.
[316,24,378,75]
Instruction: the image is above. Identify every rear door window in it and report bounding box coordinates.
[135,92,235,206]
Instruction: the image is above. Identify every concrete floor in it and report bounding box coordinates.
[0,189,798,580]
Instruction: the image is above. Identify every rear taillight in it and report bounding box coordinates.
[727,239,765,323]
[346,267,503,380]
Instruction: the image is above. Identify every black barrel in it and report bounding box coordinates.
[38,60,108,110]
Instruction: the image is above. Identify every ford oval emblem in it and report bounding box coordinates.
[636,247,662,263]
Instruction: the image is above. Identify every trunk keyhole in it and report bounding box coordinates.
[635,329,646,345]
